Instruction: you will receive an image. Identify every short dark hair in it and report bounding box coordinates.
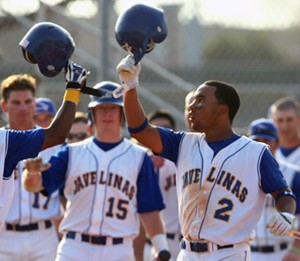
[1,74,37,101]
[204,80,240,123]
[147,109,176,129]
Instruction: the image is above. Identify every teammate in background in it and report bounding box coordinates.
[248,118,300,261]
[133,109,180,261]
[116,55,297,261]
[147,109,181,261]
[269,97,300,165]
[66,111,88,143]
[0,65,86,260]
[23,81,170,261]
[33,97,56,128]
[86,110,95,137]
[184,89,195,131]
[269,97,300,260]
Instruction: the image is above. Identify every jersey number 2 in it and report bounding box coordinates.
[106,197,129,220]
[214,198,233,222]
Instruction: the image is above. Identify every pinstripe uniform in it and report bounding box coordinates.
[156,128,289,261]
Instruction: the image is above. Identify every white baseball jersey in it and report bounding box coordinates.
[275,146,300,166]
[157,158,180,234]
[157,129,288,248]
[0,128,45,226]
[41,137,164,237]
[176,134,267,245]
[5,144,63,224]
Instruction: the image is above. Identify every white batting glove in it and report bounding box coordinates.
[64,61,88,90]
[266,212,295,236]
[114,55,141,98]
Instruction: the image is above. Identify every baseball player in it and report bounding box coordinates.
[66,111,89,143]
[23,81,171,261]
[0,74,67,260]
[248,118,300,261]
[0,62,86,228]
[33,97,57,128]
[184,89,196,131]
[116,55,297,261]
[269,97,300,166]
[269,97,300,259]
[147,109,181,261]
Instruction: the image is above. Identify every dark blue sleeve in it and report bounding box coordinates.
[260,149,288,193]
[291,172,300,214]
[137,153,165,213]
[41,146,69,195]
[157,127,185,165]
[4,129,44,179]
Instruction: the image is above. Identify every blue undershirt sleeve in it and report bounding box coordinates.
[41,146,69,195]
[260,149,288,193]
[4,129,44,179]
[291,172,300,214]
[137,153,165,213]
[157,127,185,165]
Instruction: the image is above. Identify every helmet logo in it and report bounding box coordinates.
[47,64,55,71]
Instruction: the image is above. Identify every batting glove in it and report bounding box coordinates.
[114,54,141,98]
[64,61,88,90]
[266,212,295,236]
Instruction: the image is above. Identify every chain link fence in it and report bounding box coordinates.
[1,0,300,132]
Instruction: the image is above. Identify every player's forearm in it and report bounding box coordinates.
[274,190,296,215]
[140,211,165,237]
[41,90,79,150]
[124,89,147,129]
[23,169,44,192]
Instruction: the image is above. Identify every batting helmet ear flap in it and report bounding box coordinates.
[115,4,168,64]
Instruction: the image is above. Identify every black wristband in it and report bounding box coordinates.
[276,190,296,203]
[66,82,81,90]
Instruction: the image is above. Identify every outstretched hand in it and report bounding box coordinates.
[24,157,51,174]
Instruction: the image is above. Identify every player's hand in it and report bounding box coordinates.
[64,61,88,90]
[114,54,141,98]
[266,212,295,236]
[154,250,171,261]
[24,157,51,175]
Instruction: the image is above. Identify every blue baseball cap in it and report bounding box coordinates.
[248,118,278,141]
[35,97,56,116]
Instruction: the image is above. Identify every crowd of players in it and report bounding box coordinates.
[0,66,300,261]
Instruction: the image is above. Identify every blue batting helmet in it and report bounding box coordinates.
[248,118,278,141]
[19,22,75,77]
[88,81,124,108]
[115,4,168,64]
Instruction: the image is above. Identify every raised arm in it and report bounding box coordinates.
[41,62,87,150]
[117,55,163,154]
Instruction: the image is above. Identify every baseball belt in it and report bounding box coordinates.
[181,238,233,253]
[6,220,52,232]
[251,242,288,253]
[66,231,124,245]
